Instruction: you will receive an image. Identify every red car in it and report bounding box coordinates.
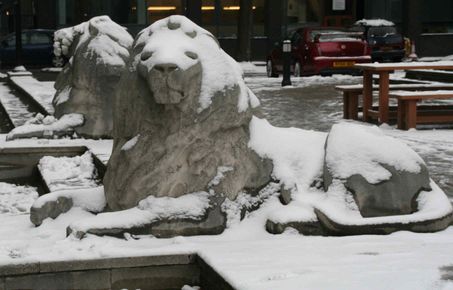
[267,27,371,77]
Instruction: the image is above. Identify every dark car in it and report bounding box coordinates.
[351,19,405,62]
[267,27,371,77]
[0,29,64,67]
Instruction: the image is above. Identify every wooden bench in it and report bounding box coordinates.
[336,84,453,120]
[389,90,453,130]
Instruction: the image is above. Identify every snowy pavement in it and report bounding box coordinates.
[1,73,453,289]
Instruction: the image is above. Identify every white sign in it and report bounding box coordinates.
[333,0,346,11]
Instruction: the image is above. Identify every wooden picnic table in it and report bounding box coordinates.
[354,61,453,124]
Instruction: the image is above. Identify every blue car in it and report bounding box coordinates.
[0,29,64,67]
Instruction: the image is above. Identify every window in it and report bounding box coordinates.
[216,0,263,38]
[146,0,183,24]
[253,0,265,36]
[287,0,322,30]
[108,0,138,24]
[202,0,217,35]
[219,0,240,37]
[66,0,138,25]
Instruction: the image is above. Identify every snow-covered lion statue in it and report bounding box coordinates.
[52,15,133,138]
[7,16,133,140]
[62,16,273,238]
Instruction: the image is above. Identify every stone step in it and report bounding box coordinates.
[8,75,55,115]
[0,82,38,128]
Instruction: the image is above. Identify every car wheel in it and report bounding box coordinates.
[266,60,278,78]
[294,62,302,77]
[52,55,65,68]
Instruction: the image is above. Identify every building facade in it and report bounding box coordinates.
[0,0,452,60]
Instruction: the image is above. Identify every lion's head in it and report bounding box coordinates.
[127,16,259,114]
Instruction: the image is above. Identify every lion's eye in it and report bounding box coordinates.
[185,51,198,60]
[141,51,153,61]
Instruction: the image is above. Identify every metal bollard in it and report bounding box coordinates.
[281,39,292,87]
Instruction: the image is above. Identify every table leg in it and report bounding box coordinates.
[362,71,373,122]
[343,92,349,119]
[406,100,417,129]
[378,71,390,124]
[350,92,359,120]
[397,99,405,129]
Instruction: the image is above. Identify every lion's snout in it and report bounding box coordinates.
[147,63,185,104]
[154,63,179,74]
[137,46,203,106]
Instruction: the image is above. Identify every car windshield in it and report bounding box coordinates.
[368,26,397,38]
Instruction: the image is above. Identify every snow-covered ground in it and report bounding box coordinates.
[0,74,453,290]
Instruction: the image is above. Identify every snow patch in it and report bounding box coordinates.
[222,182,280,228]
[181,286,200,290]
[121,134,140,151]
[208,166,233,188]
[54,86,71,105]
[54,15,132,67]
[248,117,326,190]
[325,123,425,184]
[38,151,99,192]
[354,19,395,26]
[70,191,212,234]
[137,191,211,220]
[6,113,84,140]
[315,180,452,226]
[32,186,106,213]
[13,66,27,72]
[0,183,38,215]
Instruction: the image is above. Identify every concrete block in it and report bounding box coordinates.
[0,263,40,277]
[111,265,199,290]
[5,270,110,290]
[40,254,196,274]
[7,71,32,77]
[107,254,197,269]
[197,257,235,290]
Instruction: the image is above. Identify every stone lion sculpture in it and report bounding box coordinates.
[103,15,272,211]
[52,15,133,138]
[62,16,273,237]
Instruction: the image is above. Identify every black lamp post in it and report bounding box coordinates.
[14,0,22,67]
[281,39,292,87]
